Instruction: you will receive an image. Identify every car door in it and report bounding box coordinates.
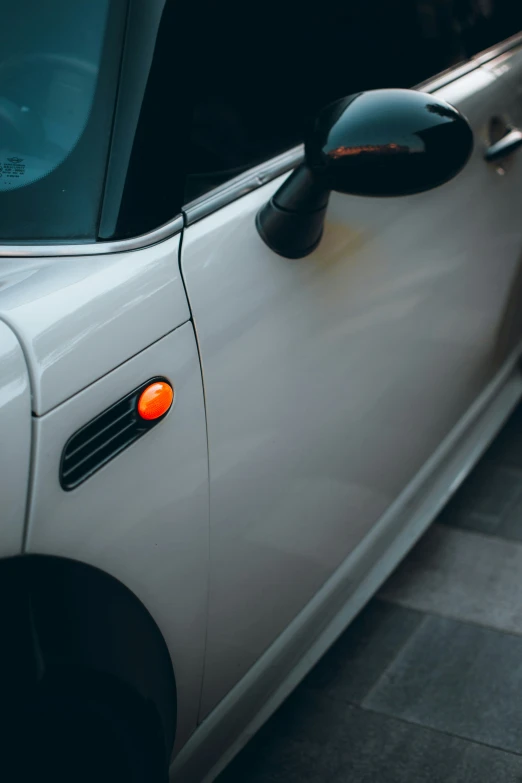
[179,6,522,718]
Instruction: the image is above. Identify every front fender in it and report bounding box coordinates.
[0,319,31,556]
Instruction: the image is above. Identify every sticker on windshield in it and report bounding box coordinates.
[0,153,49,190]
[0,157,26,181]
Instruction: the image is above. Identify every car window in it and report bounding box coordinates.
[183,0,522,204]
[0,1,126,243]
[98,0,190,241]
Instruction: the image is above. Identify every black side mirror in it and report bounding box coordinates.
[256,88,474,258]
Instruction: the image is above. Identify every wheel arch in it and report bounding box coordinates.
[0,554,177,780]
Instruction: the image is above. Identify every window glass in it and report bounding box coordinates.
[98,0,190,241]
[0,1,126,242]
[184,0,522,203]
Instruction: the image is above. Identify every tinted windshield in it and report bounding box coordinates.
[0,1,126,243]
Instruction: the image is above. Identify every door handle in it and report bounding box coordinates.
[485,128,522,162]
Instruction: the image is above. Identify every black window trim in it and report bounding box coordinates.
[0,29,521,258]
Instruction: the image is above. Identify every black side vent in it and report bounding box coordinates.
[60,377,172,491]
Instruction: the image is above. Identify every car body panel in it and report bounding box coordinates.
[171,354,522,783]
[180,49,522,718]
[24,322,209,753]
[0,319,31,556]
[0,234,187,414]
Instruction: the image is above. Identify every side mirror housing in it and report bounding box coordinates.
[256,88,474,258]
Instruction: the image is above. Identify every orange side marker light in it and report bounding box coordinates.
[137,381,174,421]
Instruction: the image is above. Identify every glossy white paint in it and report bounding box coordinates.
[0,233,187,414]
[0,320,31,556]
[172,353,522,783]
[181,47,522,718]
[25,323,210,753]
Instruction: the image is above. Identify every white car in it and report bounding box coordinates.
[2,2,522,781]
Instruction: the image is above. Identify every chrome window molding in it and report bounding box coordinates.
[0,30,520,258]
[183,146,304,226]
[416,30,522,92]
[0,215,183,258]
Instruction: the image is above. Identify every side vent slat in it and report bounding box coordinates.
[60,377,172,491]
[63,406,135,463]
[62,419,137,480]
